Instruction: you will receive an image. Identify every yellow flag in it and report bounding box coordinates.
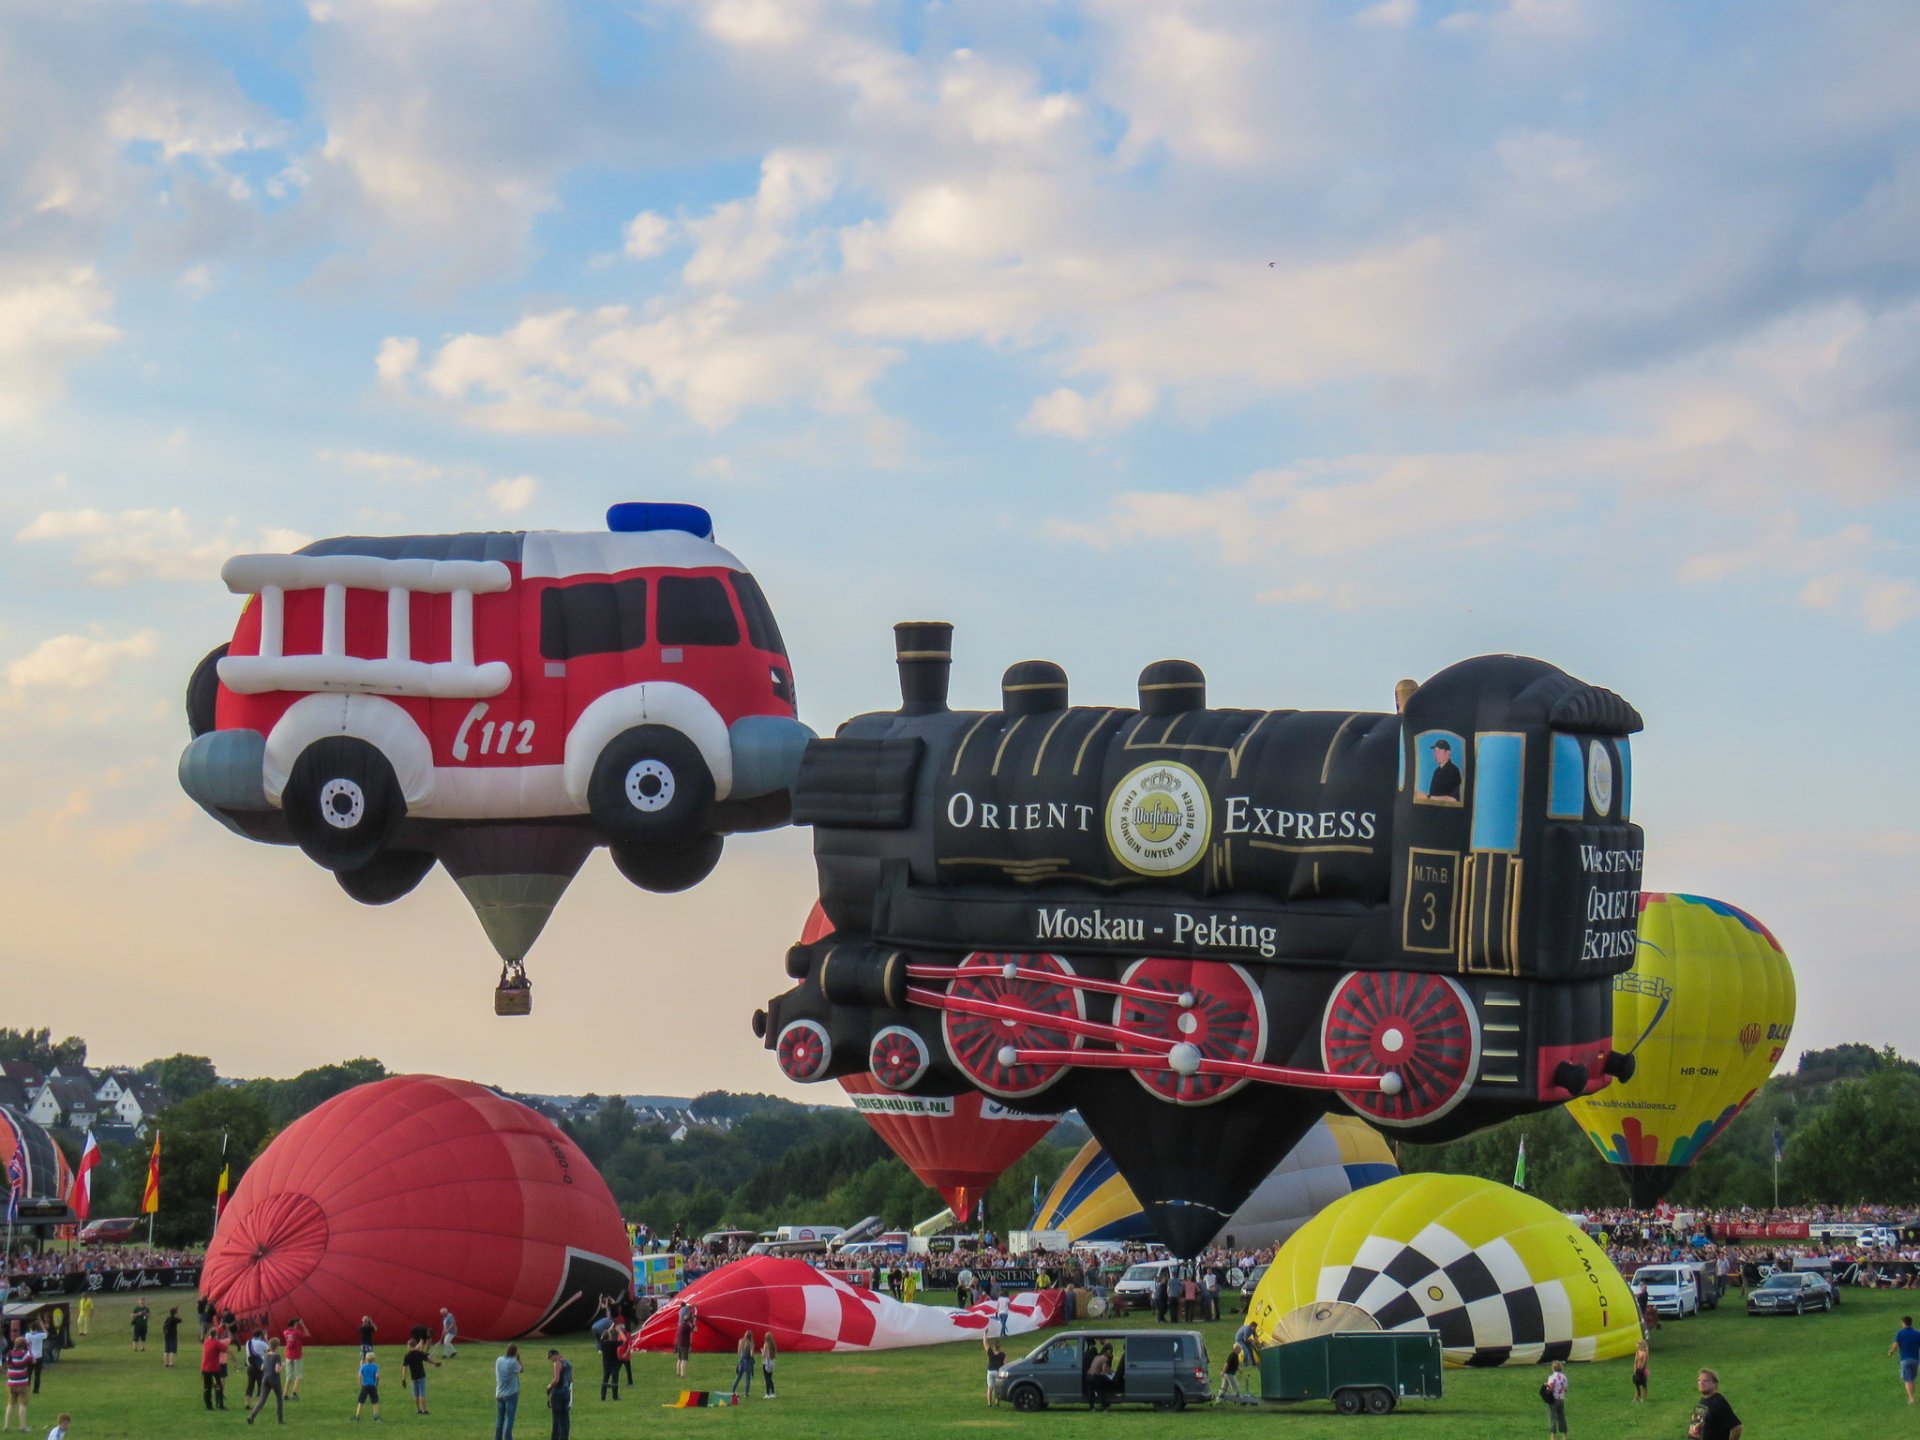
[140,1132,162,1214]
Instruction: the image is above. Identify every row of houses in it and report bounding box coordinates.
[0,1061,168,1138]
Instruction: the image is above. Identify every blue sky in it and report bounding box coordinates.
[0,0,1914,1096]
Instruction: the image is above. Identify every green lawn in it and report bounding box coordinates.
[23,1288,1912,1439]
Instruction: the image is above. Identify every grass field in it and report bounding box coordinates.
[18,1288,1913,1439]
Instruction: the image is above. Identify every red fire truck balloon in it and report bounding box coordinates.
[179,503,810,1006]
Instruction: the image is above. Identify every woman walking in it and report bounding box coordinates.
[759,1333,777,1399]
[1544,1358,1569,1438]
[729,1332,755,1401]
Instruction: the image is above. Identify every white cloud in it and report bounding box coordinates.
[0,268,119,427]
[1022,378,1157,439]
[6,629,159,694]
[16,508,311,586]
[486,475,539,515]
[317,447,449,484]
[623,210,673,260]
[682,150,835,288]
[375,336,419,385]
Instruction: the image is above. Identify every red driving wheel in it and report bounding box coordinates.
[869,1026,931,1091]
[940,953,1083,1099]
[1321,971,1479,1127]
[1117,959,1267,1105]
[776,1019,832,1083]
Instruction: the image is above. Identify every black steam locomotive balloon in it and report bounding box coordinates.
[758,623,1647,1256]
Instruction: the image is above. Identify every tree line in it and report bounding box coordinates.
[11,1027,1918,1250]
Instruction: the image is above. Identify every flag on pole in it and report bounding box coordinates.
[140,1132,162,1215]
[1512,1135,1528,1191]
[74,1131,100,1222]
[5,1151,21,1225]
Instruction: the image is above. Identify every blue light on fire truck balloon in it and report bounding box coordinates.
[606,502,715,539]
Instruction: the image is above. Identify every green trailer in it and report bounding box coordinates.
[1258,1330,1445,1415]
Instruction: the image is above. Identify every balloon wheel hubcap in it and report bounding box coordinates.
[1323,971,1477,1124]
[941,953,1081,1098]
[1118,959,1265,1104]
[869,1027,930,1090]
[776,1020,831,1082]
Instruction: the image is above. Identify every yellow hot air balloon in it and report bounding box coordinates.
[1248,1174,1639,1367]
[1567,892,1795,1207]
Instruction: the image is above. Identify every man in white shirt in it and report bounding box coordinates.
[24,1322,48,1395]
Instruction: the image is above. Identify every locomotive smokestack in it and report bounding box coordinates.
[1138,659,1206,715]
[1001,660,1068,717]
[893,621,954,714]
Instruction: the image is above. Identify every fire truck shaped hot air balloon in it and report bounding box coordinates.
[179,503,811,1011]
[757,623,1648,1256]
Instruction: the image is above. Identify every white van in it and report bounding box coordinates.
[775,1224,846,1244]
[1632,1262,1707,1318]
[1114,1259,1183,1305]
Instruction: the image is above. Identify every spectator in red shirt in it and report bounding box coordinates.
[282,1320,309,1402]
[202,1329,231,1411]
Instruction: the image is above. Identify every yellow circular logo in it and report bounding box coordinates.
[1106,762,1211,876]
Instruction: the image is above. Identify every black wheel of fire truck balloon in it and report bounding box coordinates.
[1321,970,1479,1128]
[334,849,436,905]
[1117,958,1267,1106]
[941,953,1084,1099]
[282,736,405,873]
[186,644,228,738]
[609,833,724,893]
[588,725,715,846]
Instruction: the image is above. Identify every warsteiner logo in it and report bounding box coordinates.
[1106,761,1210,876]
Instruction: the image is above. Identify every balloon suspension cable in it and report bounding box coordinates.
[903,984,1397,1096]
[904,961,1196,1008]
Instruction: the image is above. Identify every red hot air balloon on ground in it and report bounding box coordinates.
[799,904,1057,1221]
[201,1076,630,1345]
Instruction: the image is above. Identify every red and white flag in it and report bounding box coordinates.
[74,1130,100,1222]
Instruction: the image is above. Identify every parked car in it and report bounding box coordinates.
[993,1329,1209,1412]
[1746,1272,1833,1316]
[1239,1263,1270,1312]
[78,1217,141,1244]
[1632,1263,1709,1318]
[1113,1259,1183,1306]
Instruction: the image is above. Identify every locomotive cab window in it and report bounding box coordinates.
[657,574,741,646]
[539,577,647,660]
[730,573,788,655]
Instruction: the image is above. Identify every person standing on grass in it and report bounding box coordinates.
[614,1317,633,1392]
[245,1326,268,1400]
[1632,1335,1650,1402]
[282,1320,308,1403]
[359,1317,377,1352]
[402,1338,440,1415]
[200,1327,230,1412]
[995,1290,1011,1339]
[129,1302,149,1354]
[673,1305,696,1380]
[1687,1369,1741,1440]
[759,1332,777,1399]
[1891,1316,1920,1405]
[247,1339,286,1425]
[353,1350,381,1422]
[493,1346,522,1440]
[543,1349,572,1440]
[5,1336,31,1434]
[439,1309,457,1361]
[76,1296,92,1340]
[22,1322,45,1398]
[161,1308,181,1370]
[983,1334,1005,1407]
[728,1331,754,1401]
[595,1323,620,1402]
[1544,1358,1568,1438]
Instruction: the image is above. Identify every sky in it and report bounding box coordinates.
[0,0,1915,1103]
